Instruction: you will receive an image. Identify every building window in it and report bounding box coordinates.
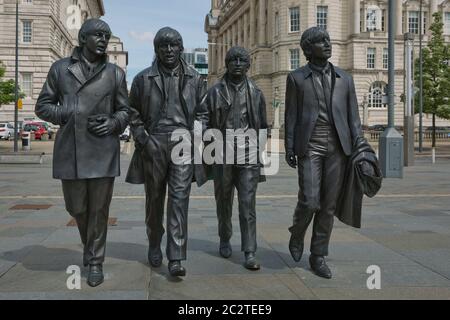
[381,10,386,32]
[368,82,386,108]
[408,11,419,34]
[366,6,381,31]
[383,48,388,69]
[274,51,279,72]
[289,7,300,33]
[275,12,280,37]
[22,20,32,43]
[367,48,376,69]
[21,73,33,97]
[446,12,450,35]
[196,53,207,64]
[290,49,300,70]
[23,0,32,4]
[317,6,328,30]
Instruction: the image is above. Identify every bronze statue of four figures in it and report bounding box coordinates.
[36,19,381,287]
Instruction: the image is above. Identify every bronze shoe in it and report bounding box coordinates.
[244,252,260,271]
[309,255,332,279]
[168,260,186,277]
[87,264,104,287]
[219,240,232,259]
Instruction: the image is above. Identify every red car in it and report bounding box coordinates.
[23,123,47,140]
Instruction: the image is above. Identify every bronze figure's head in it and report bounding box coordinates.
[154,27,184,69]
[300,27,332,62]
[225,46,250,78]
[78,18,112,57]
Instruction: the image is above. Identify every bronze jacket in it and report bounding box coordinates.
[196,76,269,185]
[284,63,363,157]
[125,59,207,185]
[35,48,129,180]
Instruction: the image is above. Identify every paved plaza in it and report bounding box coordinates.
[0,140,449,300]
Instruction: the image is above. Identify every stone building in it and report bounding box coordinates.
[107,35,128,73]
[205,0,450,129]
[182,48,209,78]
[0,0,105,122]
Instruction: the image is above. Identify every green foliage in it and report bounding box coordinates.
[414,12,450,120]
[0,61,25,108]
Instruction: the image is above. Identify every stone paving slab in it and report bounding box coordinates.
[0,154,449,300]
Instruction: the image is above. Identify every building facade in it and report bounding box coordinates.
[182,48,209,78]
[0,0,105,122]
[205,0,450,129]
[107,35,128,73]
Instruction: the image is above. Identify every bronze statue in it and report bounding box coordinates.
[198,47,268,270]
[126,27,206,277]
[284,27,365,279]
[35,19,129,287]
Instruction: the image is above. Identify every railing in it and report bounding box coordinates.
[365,131,450,142]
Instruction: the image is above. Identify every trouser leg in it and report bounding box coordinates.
[85,177,115,265]
[143,134,168,249]
[62,179,89,264]
[166,161,193,261]
[311,137,347,256]
[236,165,260,253]
[289,153,323,242]
[213,165,235,242]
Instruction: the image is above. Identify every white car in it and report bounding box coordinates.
[119,126,131,142]
[0,123,15,140]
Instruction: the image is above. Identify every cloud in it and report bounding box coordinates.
[129,31,154,44]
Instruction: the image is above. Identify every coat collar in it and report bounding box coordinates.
[145,58,195,94]
[147,58,196,78]
[217,75,260,107]
[67,47,107,88]
[303,62,342,79]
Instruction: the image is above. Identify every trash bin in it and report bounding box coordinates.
[22,132,31,151]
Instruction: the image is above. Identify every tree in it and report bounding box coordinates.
[0,61,18,109]
[415,12,450,149]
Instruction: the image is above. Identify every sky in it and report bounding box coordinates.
[102,0,211,85]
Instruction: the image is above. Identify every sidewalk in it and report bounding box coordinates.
[0,146,449,300]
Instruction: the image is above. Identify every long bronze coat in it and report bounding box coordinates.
[284,63,363,158]
[35,48,129,180]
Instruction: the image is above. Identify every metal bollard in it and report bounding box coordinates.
[21,132,31,151]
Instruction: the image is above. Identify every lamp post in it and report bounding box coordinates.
[379,0,404,178]
[404,33,415,166]
[419,0,424,152]
[14,0,19,152]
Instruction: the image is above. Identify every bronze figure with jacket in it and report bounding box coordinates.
[197,47,268,270]
[35,19,129,287]
[284,27,366,279]
[125,27,206,277]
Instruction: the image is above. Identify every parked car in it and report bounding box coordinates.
[120,126,131,142]
[23,123,47,140]
[0,122,15,140]
[25,121,54,139]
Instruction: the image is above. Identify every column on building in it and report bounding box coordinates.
[258,0,266,45]
[211,36,217,74]
[222,32,226,70]
[244,11,249,49]
[396,0,403,35]
[430,0,438,13]
[237,15,243,46]
[227,27,232,53]
[353,0,361,35]
[250,0,256,48]
[232,20,237,47]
